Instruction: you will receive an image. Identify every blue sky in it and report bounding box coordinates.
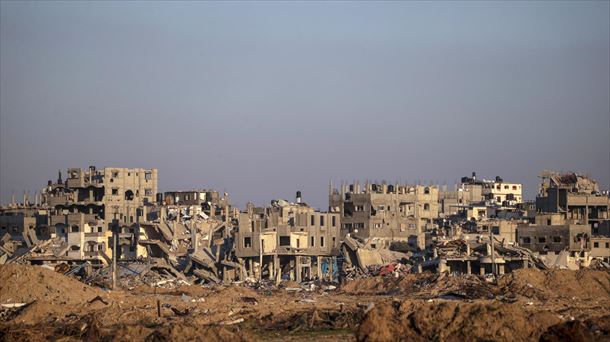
[1,1,609,208]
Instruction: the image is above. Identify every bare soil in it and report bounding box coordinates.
[1,264,608,341]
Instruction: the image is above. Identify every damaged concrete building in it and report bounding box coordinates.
[439,172,523,219]
[329,182,438,249]
[42,166,158,263]
[515,171,610,267]
[536,171,609,231]
[234,192,341,283]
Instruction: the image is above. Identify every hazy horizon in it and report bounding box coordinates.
[1,1,609,209]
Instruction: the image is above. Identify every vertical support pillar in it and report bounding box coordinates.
[317,256,322,279]
[274,254,280,284]
[466,260,472,275]
[295,256,302,283]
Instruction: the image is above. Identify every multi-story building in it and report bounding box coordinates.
[234,192,340,282]
[482,176,523,205]
[42,166,158,262]
[329,181,438,249]
[536,171,609,231]
[162,189,232,220]
[439,173,522,217]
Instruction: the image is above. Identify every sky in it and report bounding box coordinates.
[1,1,609,209]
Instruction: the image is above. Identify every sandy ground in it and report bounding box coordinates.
[0,264,609,341]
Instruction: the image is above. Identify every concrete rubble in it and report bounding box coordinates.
[0,167,609,340]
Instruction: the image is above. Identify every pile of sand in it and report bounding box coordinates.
[0,264,104,305]
[500,269,610,300]
[357,300,562,341]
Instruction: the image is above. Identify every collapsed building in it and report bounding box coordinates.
[234,192,341,282]
[1,167,608,283]
[329,182,438,250]
[514,171,610,268]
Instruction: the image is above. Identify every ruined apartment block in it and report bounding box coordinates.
[42,166,158,264]
[234,192,340,283]
[329,182,438,250]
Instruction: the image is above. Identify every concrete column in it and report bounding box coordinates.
[295,256,302,282]
[480,265,486,275]
[274,254,280,284]
[269,258,274,279]
[248,258,253,278]
[438,260,447,273]
[466,261,472,275]
[317,256,322,279]
[499,264,505,275]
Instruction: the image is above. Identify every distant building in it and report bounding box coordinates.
[234,193,340,282]
[329,182,438,249]
[536,171,610,231]
[42,166,158,262]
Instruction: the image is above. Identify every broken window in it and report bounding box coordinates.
[311,215,315,226]
[538,237,546,243]
[112,171,119,178]
[279,236,290,246]
[112,188,119,195]
[145,189,153,196]
[522,237,531,244]
[593,242,599,248]
[332,216,336,227]
[320,236,325,247]
[145,172,152,181]
[296,239,300,248]
[125,190,134,201]
[423,203,430,211]
[332,237,336,246]
[244,237,252,248]
[311,236,315,247]
[552,236,561,243]
[491,226,500,234]
[320,216,325,226]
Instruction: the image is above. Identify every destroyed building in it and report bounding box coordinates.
[41,166,158,263]
[329,182,438,249]
[234,192,340,282]
[536,171,609,231]
[161,190,234,221]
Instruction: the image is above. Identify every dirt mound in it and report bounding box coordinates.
[142,324,252,342]
[500,269,610,300]
[540,315,610,342]
[1,317,253,342]
[357,300,562,341]
[341,273,495,300]
[0,264,105,305]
